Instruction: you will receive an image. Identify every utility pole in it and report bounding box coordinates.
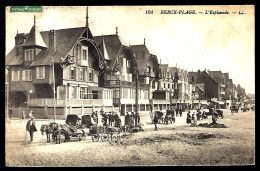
[135,73,139,127]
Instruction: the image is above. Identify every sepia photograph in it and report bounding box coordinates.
[5,5,255,166]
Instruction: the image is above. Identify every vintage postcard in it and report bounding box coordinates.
[5,5,255,166]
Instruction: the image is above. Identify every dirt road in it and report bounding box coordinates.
[5,109,255,166]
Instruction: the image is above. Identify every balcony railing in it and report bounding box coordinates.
[152,99,170,104]
[27,98,113,107]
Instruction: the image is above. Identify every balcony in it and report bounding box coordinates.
[27,98,113,107]
[220,84,226,88]
[77,59,88,66]
[152,99,170,104]
[104,80,121,88]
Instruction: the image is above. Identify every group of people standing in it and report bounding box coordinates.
[186,111,198,127]
[124,112,140,128]
[100,109,121,128]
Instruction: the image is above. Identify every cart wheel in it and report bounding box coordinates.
[81,130,86,140]
[111,133,117,141]
[116,133,120,142]
[91,134,100,142]
[101,133,109,141]
[78,134,83,141]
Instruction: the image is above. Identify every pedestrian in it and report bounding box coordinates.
[95,111,98,124]
[115,113,121,128]
[29,111,33,118]
[137,113,140,124]
[22,111,26,119]
[26,117,37,142]
[133,112,137,126]
[179,109,182,117]
[171,109,176,123]
[108,112,112,126]
[212,113,217,124]
[9,107,12,119]
[153,113,158,131]
[186,111,191,125]
[125,112,129,127]
[191,113,197,127]
[103,112,108,126]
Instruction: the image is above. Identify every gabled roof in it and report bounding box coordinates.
[130,44,152,75]
[22,24,47,48]
[208,71,223,84]
[6,27,88,66]
[196,83,205,92]
[223,73,229,84]
[94,34,126,69]
[159,64,169,77]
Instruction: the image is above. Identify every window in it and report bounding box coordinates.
[23,70,32,81]
[172,84,174,89]
[127,60,130,68]
[168,83,170,89]
[17,71,20,81]
[83,50,87,60]
[88,69,93,82]
[164,83,166,88]
[129,74,132,82]
[76,44,81,60]
[11,71,16,82]
[24,49,34,61]
[80,87,87,99]
[79,68,85,81]
[30,50,34,60]
[36,66,45,79]
[70,67,76,80]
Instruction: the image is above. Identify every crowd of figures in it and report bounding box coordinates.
[152,108,210,130]
[98,109,141,132]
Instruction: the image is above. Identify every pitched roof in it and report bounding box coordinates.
[159,64,169,77]
[22,24,47,48]
[208,71,223,83]
[130,44,152,75]
[94,35,126,69]
[196,83,205,92]
[6,27,87,66]
[223,73,229,84]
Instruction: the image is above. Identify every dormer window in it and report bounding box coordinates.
[24,49,34,61]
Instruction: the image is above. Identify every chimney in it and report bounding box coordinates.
[15,32,26,56]
[116,27,118,35]
[144,38,146,45]
[49,30,56,52]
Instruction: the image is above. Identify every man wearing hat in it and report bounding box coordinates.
[26,117,37,141]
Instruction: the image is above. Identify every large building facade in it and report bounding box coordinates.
[6,15,246,119]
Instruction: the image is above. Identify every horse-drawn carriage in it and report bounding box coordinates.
[230,106,239,113]
[204,108,224,119]
[153,111,164,123]
[241,107,250,112]
[89,125,120,142]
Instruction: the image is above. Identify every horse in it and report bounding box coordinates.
[40,124,52,143]
[49,122,62,144]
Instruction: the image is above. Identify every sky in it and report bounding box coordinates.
[5,6,255,94]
